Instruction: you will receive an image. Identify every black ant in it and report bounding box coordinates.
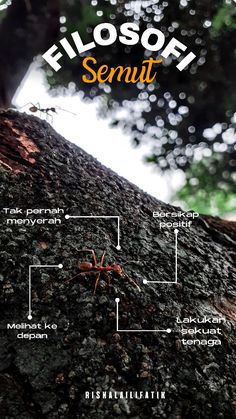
[20,102,76,123]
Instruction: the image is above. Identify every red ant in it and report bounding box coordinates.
[20,102,76,123]
[66,249,141,295]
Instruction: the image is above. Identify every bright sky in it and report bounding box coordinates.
[13,64,184,202]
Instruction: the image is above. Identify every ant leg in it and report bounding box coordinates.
[123,271,141,292]
[100,251,106,267]
[79,249,98,267]
[47,111,53,125]
[93,272,101,295]
[66,272,86,283]
[35,102,41,117]
[102,271,111,292]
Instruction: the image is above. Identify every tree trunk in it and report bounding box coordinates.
[0,110,235,419]
[0,0,60,108]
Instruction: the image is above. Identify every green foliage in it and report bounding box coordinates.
[0,0,9,21]
[44,0,236,180]
[61,3,100,40]
[212,1,236,35]
[0,0,9,6]
[174,153,236,216]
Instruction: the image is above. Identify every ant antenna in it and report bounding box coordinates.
[55,106,77,116]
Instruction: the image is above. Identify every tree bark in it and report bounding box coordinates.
[0,110,235,418]
[0,0,60,108]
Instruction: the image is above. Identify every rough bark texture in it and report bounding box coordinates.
[0,110,236,419]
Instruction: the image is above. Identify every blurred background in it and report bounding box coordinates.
[0,0,235,218]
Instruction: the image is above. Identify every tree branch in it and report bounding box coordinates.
[0,0,60,108]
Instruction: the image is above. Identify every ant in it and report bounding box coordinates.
[20,102,76,123]
[66,249,141,295]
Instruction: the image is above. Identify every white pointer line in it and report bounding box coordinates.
[28,264,63,320]
[65,215,121,250]
[115,298,171,333]
[175,228,178,283]
[143,229,179,284]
